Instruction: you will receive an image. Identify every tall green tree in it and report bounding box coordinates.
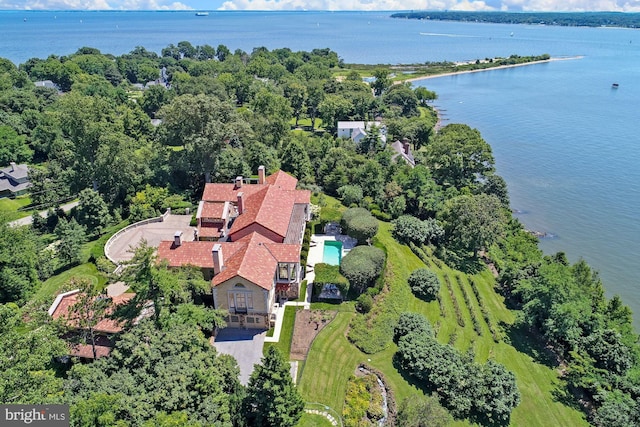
[68,277,112,360]
[76,188,111,236]
[250,89,292,149]
[0,304,67,404]
[425,123,495,190]
[243,346,304,427]
[120,241,185,325]
[55,217,87,267]
[283,79,307,126]
[0,222,40,303]
[157,94,250,182]
[370,68,391,96]
[0,125,32,164]
[279,138,313,183]
[66,321,237,426]
[396,394,451,427]
[439,194,508,257]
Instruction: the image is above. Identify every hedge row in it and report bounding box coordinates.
[456,274,483,337]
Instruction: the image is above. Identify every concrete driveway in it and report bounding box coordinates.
[212,328,266,385]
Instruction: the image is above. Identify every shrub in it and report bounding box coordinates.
[337,184,364,207]
[392,215,443,245]
[356,294,374,313]
[340,246,385,293]
[408,268,441,301]
[394,312,433,343]
[346,215,379,244]
[341,207,379,244]
[396,331,520,424]
[397,395,451,427]
[371,209,392,221]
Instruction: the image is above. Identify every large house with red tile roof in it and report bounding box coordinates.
[158,167,310,329]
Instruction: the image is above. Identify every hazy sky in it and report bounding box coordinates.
[2,0,640,12]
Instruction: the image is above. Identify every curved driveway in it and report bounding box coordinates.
[106,214,195,263]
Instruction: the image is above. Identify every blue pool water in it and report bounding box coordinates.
[323,241,343,266]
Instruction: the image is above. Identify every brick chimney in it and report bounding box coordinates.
[258,165,266,185]
[212,244,224,275]
[237,192,245,215]
[235,176,243,188]
[402,139,410,155]
[174,230,183,247]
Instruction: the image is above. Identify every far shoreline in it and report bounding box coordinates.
[400,55,584,84]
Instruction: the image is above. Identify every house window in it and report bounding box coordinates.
[246,317,255,324]
[230,315,239,323]
[228,287,254,313]
[291,264,297,281]
[279,263,289,280]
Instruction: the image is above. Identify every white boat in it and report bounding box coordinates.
[195,12,209,16]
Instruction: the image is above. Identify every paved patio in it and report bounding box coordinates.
[212,328,266,385]
[106,214,194,263]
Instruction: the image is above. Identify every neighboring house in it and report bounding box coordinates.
[0,162,31,198]
[390,139,416,167]
[158,167,311,329]
[337,121,387,145]
[48,289,137,359]
[34,80,61,92]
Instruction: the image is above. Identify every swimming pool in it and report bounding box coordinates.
[322,240,343,266]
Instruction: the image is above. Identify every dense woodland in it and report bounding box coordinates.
[0,42,638,426]
[391,11,640,28]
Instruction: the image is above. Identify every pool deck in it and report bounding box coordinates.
[263,232,357,344]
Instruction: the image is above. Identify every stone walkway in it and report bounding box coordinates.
[304,409,339,426]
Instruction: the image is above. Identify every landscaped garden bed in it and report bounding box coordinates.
[290,309,337,361]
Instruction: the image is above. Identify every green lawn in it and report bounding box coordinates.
[0,195,33,221]
[298,312,364,412]
[296,412,334,427]
[35,263,108,304]
[264,305,298,358]
[299,221,588,426]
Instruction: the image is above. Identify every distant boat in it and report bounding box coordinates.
[195,12,209,16]
[612,83,619,88]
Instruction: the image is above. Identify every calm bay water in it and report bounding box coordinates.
[2,11,639,326]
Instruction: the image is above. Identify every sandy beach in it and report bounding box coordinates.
[401,56,583,84]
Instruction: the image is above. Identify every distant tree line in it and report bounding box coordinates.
[391,11,640,28]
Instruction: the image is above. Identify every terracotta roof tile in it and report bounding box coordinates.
[293,189,311,204]
[264,243,302,263]
[201,201,227,218]
[158,170,309,292]
[51,292,136,334]
[198,226,223,238]
[202,183,263,202]
[265,170,298,190]
[158,240,245,269]
[229,186,297,242]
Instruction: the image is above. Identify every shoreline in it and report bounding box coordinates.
[401,55,583,84]
[417,55,583,132]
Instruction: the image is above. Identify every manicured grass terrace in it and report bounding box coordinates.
[264,305,298,358]
[298,221,588,426]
